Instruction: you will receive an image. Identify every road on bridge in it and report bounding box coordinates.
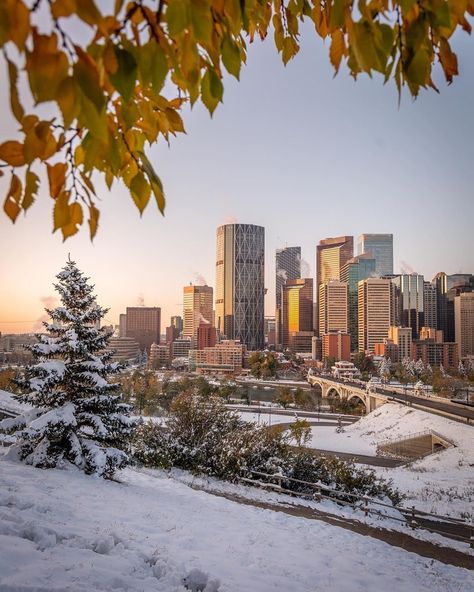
[313,375,474,423]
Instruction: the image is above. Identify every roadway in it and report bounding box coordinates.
[315,374,474,423]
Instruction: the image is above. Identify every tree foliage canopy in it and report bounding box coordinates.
[1,0,472,238]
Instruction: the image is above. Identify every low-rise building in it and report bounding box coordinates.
[331,360,361,379]
[195,340,245,375]
[322,332,351,361]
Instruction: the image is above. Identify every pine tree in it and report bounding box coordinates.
[0,259,138,478]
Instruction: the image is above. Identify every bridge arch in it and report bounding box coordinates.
[347,393,368,414]
[326,386,342,399]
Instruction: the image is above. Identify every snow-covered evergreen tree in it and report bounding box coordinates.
[0,259,138,478]
[414,358,425,378]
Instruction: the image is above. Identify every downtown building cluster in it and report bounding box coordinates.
[107,227,473,373]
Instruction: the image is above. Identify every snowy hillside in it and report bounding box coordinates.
[0,457,472,592]
[302,403,474,518]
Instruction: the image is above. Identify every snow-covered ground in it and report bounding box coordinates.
[0,458,472,592]
[299,403,474,519]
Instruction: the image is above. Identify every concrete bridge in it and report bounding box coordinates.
[307,373,474,423]
[307,374,386,413]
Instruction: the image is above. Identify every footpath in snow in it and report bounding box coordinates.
[0,457,473,592]
[298,402,474,519]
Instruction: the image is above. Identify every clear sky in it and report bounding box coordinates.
[1,21,473,334]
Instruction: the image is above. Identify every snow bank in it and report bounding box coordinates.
[304,402,474,518]
[0,458,472,591]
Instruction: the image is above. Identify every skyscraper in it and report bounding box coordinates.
[423,281,437,330]
[275,246,301,346]
[455,293,474,358]
[316,236,353,336]
[183,284,214,346]
[171,315,183,335]
[390,274,425,339]
[125,307,161,352]
[215,224,265,350]
[358,234,393,277]
[281,278,313,350]
[340,254,376,351]
[318,280,349,336]
[433,272,474,342]
[316,236,354,288]
[358,279,395,353]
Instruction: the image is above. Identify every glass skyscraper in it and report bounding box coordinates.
[341,254,376,351]
[216,224,265,350]
[358,234,393,277]
[390,274,425,339]
[275,246,301,346]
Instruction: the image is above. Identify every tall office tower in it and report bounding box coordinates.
[316,236,353,288]
[434,272,474,342]
[357,234,393,277]
[388,326,412,361]
[318,280,349,336]
[390,274,425,339]
[171,315,183,336]
[455,293,474,358]
[183,285,214,347]
[316,236,353,336]
[125,307,161,352]
[358,278,395,353]
[275,246,301,346]
[341,254,376,351]
[281,278,313,350]
[216,223,265,350]
[423,281,437,330]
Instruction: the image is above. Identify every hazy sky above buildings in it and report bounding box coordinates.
[1,20,473,334]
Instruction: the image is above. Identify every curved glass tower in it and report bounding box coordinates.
[216,224,265,350]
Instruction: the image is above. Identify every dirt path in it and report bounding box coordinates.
[187,482,474,571]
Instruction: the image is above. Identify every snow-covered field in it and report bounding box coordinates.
[0,458,472,592]
[300,403,474,518]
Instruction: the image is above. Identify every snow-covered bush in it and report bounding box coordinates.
[0,259,139,478]
[134,394,401,503]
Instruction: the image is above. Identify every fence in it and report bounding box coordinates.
[238,469,474,548]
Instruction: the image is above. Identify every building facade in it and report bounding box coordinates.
[455,292,474,358]
[322,332,351,362]
[434,273,474,343]
[316,236,353,288]
[194,340,245,375]
[125,307,161,352]
[318,280,348,336]
[275,246,301,346]
[197,323,217,350]
[183,284,214,346]
[281,278,313,350]
[340,254,376,351]
[423,281,437,330]
[390,274,425,339]
[358,279,395,353]
[357,234,393,276]
[388,326,412,361]
[215,224,265,350]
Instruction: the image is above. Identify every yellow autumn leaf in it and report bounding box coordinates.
[47,162,68,199]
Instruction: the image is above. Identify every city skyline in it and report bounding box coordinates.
[1,28,473,334]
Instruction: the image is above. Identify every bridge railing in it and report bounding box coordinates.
[238,469,474,547]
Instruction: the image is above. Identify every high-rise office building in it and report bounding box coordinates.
[316,236,353,336]
[455,293,474,358]
[171,315,183,335]
[316,236,353,288]
[318,280,349,336]
[183,285,214,346]
[390,274,425,339]
[275,247,301,346]
[341,254,376,351]
[125,307,161,352]
[281,278,313,350]
[423,281,437,330]
[357,234,393,276]
[434,273,474,343]
[358,278,395,353]
[215,223,265,350]
[119,313,127,338]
